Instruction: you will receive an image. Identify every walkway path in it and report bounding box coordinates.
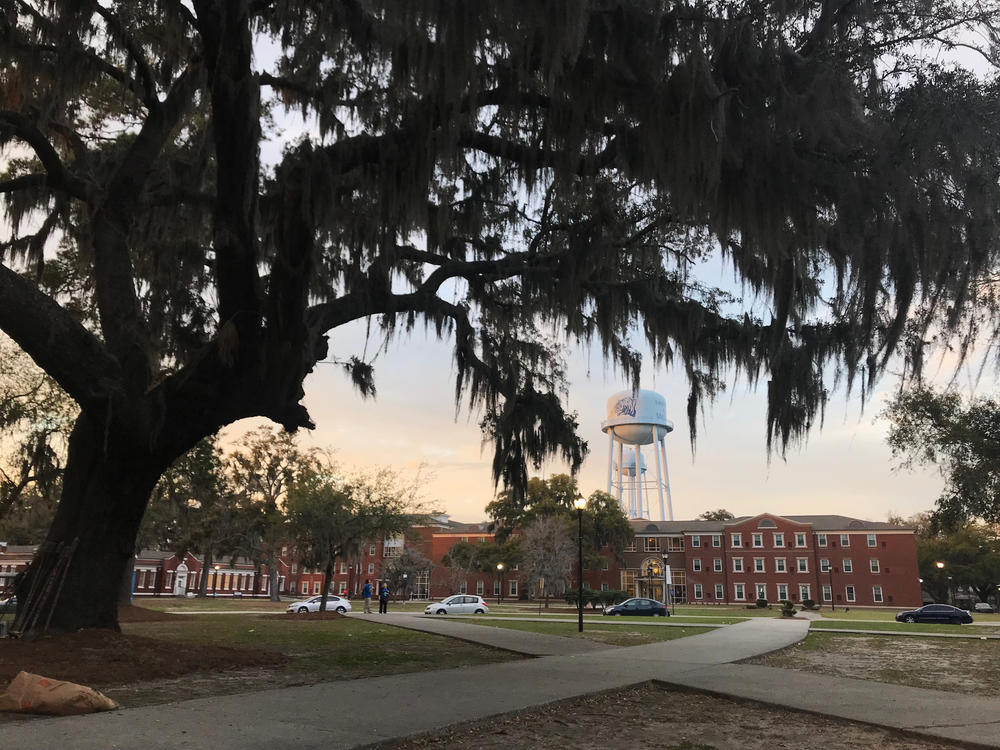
[3,613,1000,749]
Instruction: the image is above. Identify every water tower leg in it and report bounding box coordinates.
[659,436,674,521]
[606,432,614,496]
[616,440,624,508]
[652,426,666,521]
[635,445,644,519]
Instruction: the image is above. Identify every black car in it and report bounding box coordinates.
[603,597,668,617]
[894,604,973,624]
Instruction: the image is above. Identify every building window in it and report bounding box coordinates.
[493,580,501,595]
[799,584,811,601]
[301,582,309,594]
[712,535,721,548]
[512,564,519,571]
[479,537,486,543]
[601,558,609,571]
[752,533,763,548]
[291,563,298,574]
[601,583,609,591]
[667,537,685,552]
[369,544,376,556]
[694,583,704,599]
[461,536,468,542]
[734,583,746,600]
[753,557,765,573]
[777,583,788,601]
[644,537,660,552]
[713,558,723,573]
[817,533,827,547]
[840,534,850,547]
[867,533,877,547]
[714,583,724,599]
[340,562,347,574]
[692,558,702,572]
[508,580,517,597]
[822,584,832,601]
[795,532,807,547]
[624,540,636,552]
[756,584,767,600]
[313,582,320,594]
[773,532,784,548]
[776,558,787,573]
[476,580,484,595]
[870,559,880,573]
[820,558,830,573]
[842,558,853,573]
[691,535,701,548]
[873,585,884,603]
[621,570,636,593]
[796,558,809,573]
[733,558,744,573]
[846,585,856,603]
[731,533,742,548]
[367,563,374,574]
[459,581,467,593]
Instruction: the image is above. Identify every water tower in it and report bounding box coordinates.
[601,389,674,520]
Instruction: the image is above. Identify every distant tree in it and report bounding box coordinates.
[382,547,434,600]
[697,509,736,522]
[285,463,417,612]
[886,511,935,539]
[0,487,58,545]
[916,524,1000,605]
[885,388,1000,527]
[520,516,576,607]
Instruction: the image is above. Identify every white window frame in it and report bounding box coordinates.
[691,535,701,548]
[817,533,827,547]
[644,537,661,552]
[712,535,721,548]
[775,558,787,573]
[301,582,309,594]
[493,579,501,595]
[459,581,467,593]
[692,558,702,572]
[869,558,880,573]
[795,532,807,548]
[476,580,484,595]
[752,533,763,548]
[873,585,883,603]
[840,534,850,547]
[819,558,830,573]
[313,582,320,594]
[734,583,746,601]
[755,583,767,600]
[694,583,704,599]
[822,584,832,601]
[713,558,723,572]
[796,557,809,573]
[369,544,376,556]
[714,583,724,599]
[733,557,744,573]
[845,585,856,602]
[731,533,742,548]
[508,579,518,597]
[367,563,374,574]
[777,583,789,601]
[867,533,877,547]
[753,557,765,573]
[799,584,811,601]
[842,558,853,573]
[773,532,785,548]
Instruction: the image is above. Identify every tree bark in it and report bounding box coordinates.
[15,415,170,631]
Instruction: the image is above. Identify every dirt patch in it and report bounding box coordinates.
[744,633,1000,697]
[390,684,962,750]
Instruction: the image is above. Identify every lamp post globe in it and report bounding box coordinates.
[573,494,587,633]
[496,562,504,605]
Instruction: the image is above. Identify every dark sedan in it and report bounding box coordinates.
[603,597,668,617]
[895,604,973,624]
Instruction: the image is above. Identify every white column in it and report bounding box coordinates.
[651,425,666,521]
[606,431,614,495]
[660,436,674,521]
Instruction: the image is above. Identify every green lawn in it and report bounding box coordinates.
[450,617,715,646]
[810,619,998,636]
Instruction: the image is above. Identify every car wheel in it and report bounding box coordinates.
[436,608,447,615]
[336,606,347,614]
[904,615,916,623]
[297,606,309,613]
[474,608,485,614]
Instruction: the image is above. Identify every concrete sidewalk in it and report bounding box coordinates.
[3,614,999,749]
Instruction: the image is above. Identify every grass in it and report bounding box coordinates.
[450,617,714,646]
[810,619,998,636]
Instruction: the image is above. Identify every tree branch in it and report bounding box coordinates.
[0,112,91,202]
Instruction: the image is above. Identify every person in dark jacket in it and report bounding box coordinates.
[378,584,389,614]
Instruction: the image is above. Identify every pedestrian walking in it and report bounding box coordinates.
[378,584,389,614]
[362,579,373,613]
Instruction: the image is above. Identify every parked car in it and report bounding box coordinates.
[0,596,15,612]
[894,604,973,624]
[603,597,668,617]
[424,595,489,615]
[286,595,352,614]
[973,602,995,614]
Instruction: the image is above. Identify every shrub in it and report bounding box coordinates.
[802,598,817,610]
[755,598,768,608]
[780,600,796,617]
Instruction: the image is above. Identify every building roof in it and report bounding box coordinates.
[629,514,910,534]
[0,545,38,556]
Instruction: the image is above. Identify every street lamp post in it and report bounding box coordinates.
[936,561,946,603]
[496,562,504,605]
[661,552,671,615]
[213,564,220,598]
[402,573,408,601]
[574,494,587,633]
[829,565,835,612]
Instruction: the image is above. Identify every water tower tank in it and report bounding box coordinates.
[603,389,672,445]
[615,452,646,477]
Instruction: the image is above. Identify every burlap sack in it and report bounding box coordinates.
[0,670,119,715]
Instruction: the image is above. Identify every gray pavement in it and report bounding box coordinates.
[3,613,1000,749]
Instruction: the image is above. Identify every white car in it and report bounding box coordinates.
[286,595,352,614]
[424,595,489,615]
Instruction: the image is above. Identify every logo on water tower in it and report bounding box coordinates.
[613,395,637,418]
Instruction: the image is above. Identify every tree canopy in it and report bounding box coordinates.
[4,0,1000,631]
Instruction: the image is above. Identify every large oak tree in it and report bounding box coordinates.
[3,1,1000,631]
